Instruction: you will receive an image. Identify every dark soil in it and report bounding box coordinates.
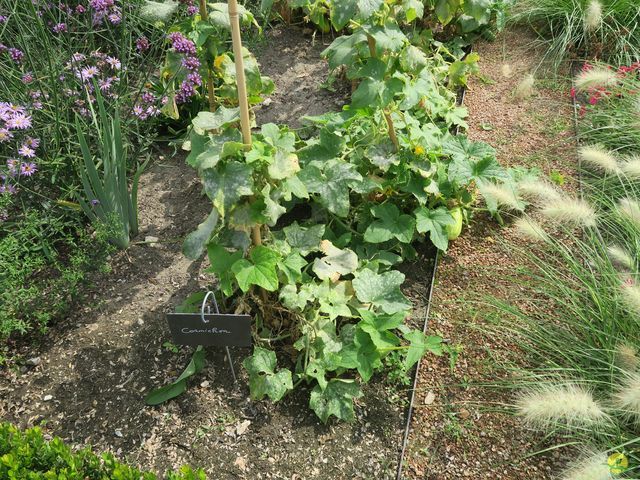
[253,25,351,129]
[0,28,434,480]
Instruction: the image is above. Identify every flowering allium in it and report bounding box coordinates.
[187,5,198,15]
[89,0,115,10]
[136,36,150,52]
[8,48,24,63]
[52,22,67,33]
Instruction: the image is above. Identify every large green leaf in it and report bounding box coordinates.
[357,0,383,19]
[283,222,325,255]
[202,161,253,217]
[206,243,243,296]
[243,347,293,402]
[364,203,416,244]
[145,346,206,405]
[352,269,411,314]
[231,245,280,292]
[368,23,407,52]
[309,379,362,423]
[268,150,300,180]
[192,106,240,131]
[299,160,362,217]
[404,331,443,370]
[313,240,359,281]
[330,0,358,30]
[183,209,219,259]
[414,206,455,251]
[321,31,367,69]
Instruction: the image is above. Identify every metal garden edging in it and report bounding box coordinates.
[395,71,470,480]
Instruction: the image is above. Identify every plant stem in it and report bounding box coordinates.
[366,34,399,152]
[198,0,216,112]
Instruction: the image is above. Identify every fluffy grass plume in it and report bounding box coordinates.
[620,156,640,178]
[540,197,597,228]
[620,279,640,316]
[607,245,635,270]
[560,452,612,480]
[141,0,179,21]
[517,179,562,203]
[583,0,603,32]
[575,67,619,91]
[481,183,523,211]
[516,384,609,429]
[515,74,535,99]
[501,64,513,78]
[618,197,640,227]
[615,343,640,372]
[613,372,640,421]
[579,145,619,173]
[514,217,548,242]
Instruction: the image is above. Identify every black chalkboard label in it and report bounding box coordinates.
[167,313,252,347]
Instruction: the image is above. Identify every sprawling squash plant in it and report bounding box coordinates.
[179,0,520,421]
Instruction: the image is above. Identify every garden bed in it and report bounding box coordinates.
[0,28,438,479]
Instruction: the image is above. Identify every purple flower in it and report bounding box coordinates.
[108,12,121,24]
[75,5,86,13]
[99,77,113,91]
[0,15,8,24]
[6,114,32,130]
[71,52,86,63]
[181,56,200,71]
[32,101,43,110]
[20,162,37,176]
[79,66,99,81]
[187,72,202,86]
[8,48,24,63]
[0,128,13,143]
[136,36,149,52]
[90,199,100,206]
[25,137,40,148]
[89,0,115,11]
[18,145,36,158]
[132,104,145,118]
[21,72,34,83]
[106,56,121,69]
[6,158,19,173]
[187,5,198,15]
[168,32,196,55]
[52,22,67,33]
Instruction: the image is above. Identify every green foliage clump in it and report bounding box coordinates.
[513,0,640,68]
[0,422,206,479]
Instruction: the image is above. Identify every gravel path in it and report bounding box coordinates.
[404,27,578,479]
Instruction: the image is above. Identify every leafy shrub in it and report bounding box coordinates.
[0,422,205,479]
[0,209,113,362]
[176,0,522,422]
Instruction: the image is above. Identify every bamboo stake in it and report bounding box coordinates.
[198,0,217,112]
[228,0,263,255]
[228,0,253,148]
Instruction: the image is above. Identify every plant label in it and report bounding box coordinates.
[167,313,252,347]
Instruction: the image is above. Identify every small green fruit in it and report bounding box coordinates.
[446,207,463,240]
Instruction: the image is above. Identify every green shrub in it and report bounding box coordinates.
[0,422,206,479]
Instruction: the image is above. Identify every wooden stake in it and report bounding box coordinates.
[198,0,217,112]
[228,0,253,148]
[228,0,263,256]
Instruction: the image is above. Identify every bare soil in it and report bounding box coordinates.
[0,28,429,480]
[254,25,351,129]
[404,29,578,479]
